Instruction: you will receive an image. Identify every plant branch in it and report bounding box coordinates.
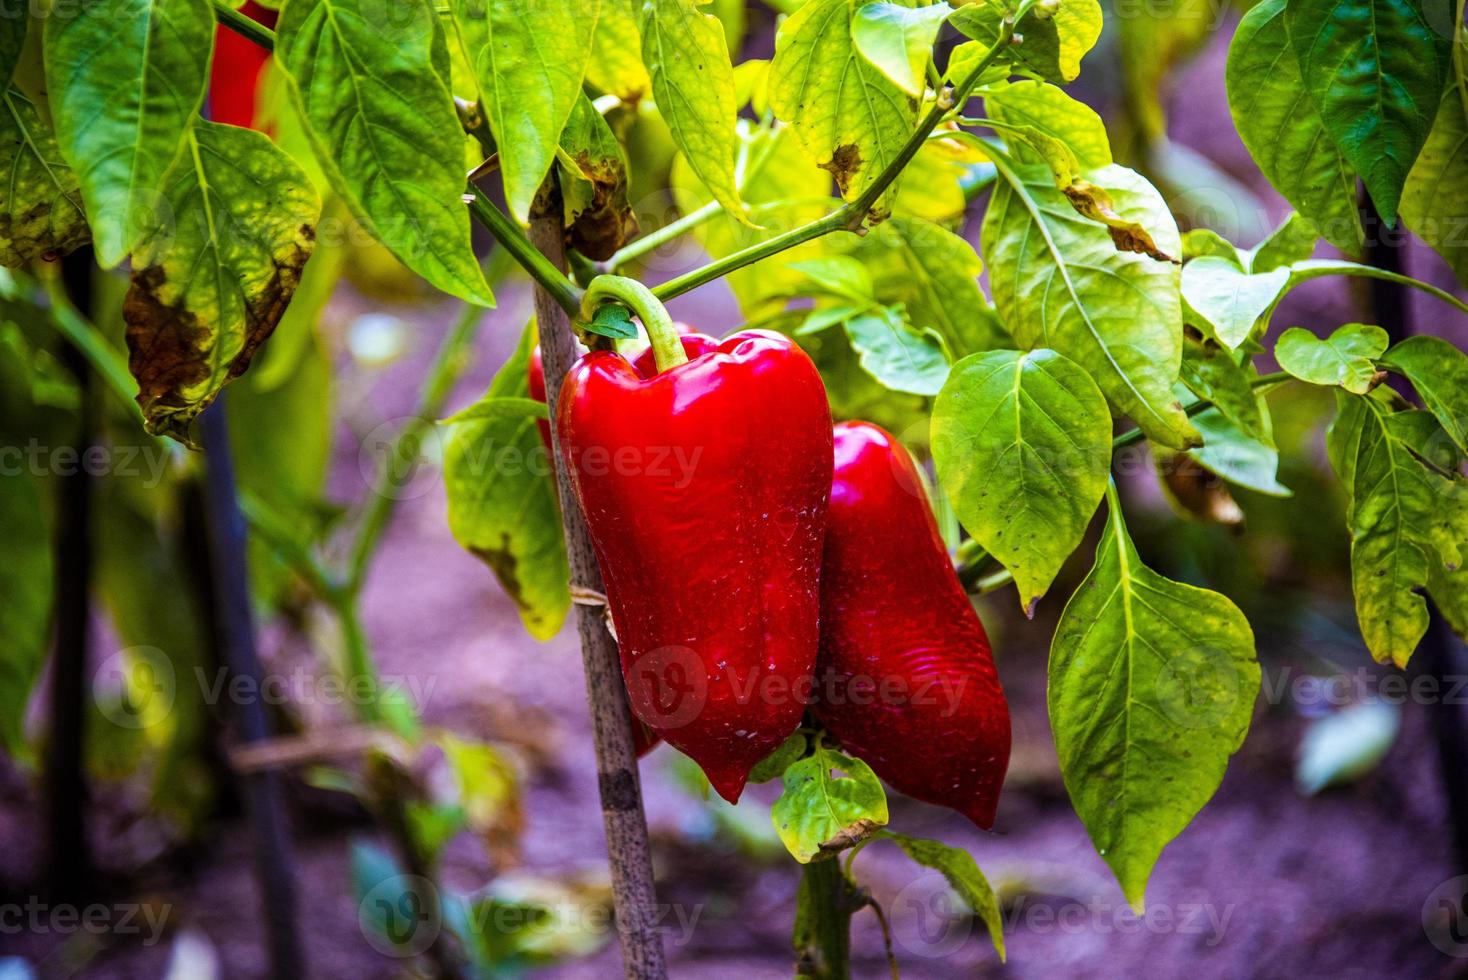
[466,191,583,313]
[213,0,275,50]
[650,14,1022,302]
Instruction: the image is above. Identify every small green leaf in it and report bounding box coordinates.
[1285,0,1451,224]
[1181,229,1243,265]
[843,308,950,396]
[1326,389,1468,665]
[278,0,493,304]
[883,831,1006,959]
[1050,494,1259,909]
[641,0,747,222]
[983,160,1198,448]
[442,396,548,426]
[771,742,889,863]
[124,122,320,442]
[1226,0,1362,252]
[1248,213,1319,273]
[1178,338,1270,446]
[585,303,639,340]
[1275,323,1389,394]
[950,0,1103,84]
[769,0,919,216]
[1188,408,1291,497]
[749,731,808,784]
[1180,257,1290,350]
[791,256,875,302]
[443,321,571,641]
[986,79,1112,169]
[44,0,212,266]
[0,87,89,266]
[1380,335,1468,454]
[933,348,1112,613]
[851,1,952,96]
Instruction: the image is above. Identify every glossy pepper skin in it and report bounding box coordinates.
[528,343,723,760]
[209,2,275,128]
[557,330,833,802]
[815,422,1010,828]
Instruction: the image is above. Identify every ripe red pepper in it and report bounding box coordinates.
[558,327,833,802]
[528,342,723,760]
[814,422,1010,828]
[209,2,276,128]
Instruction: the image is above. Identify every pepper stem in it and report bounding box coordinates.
[581,275,689,373]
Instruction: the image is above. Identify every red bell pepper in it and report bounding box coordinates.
[209,2,276,129]
[557,323,833,803]
[814,421,1010,828]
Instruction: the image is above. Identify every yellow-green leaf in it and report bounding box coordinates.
[0,87,88,266]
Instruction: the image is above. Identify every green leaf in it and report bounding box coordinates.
[443,396,547,425]
[852,1,952,97]
[983,160,1198,448]
[586,0,650,102]
[557,92,636,260]
[124,122,320,442]
[0,87,89,267]
[1181,229,1242,265]
[1188,408,1291,497]
[933,348,1112,613]
[1180,257,1290,351]
[640,0,746,222]
[771,741,889,863]
[1178,338,1270,445]
[1248,212,1319,273]
[883,831,1006,959]
[453,0,597,222]
[769,0,919,216]
[986,79,1112,169]
[1285,0,1451,224]
[749,731,808,784]
[1049,494,1259,909]
[669,120,834,316]
[1225,0,1362,253]
[585,302,639,339]
[1380,335,1468,454]
[843,307,949,396]
[278,0,493,304]
[1115,0,1217,143]
[0,466,51,756]
[1326,389,1468,666]
[444,321,570,641]
[950,0,1103,84]
[1400,86,1468,287]
[43,0,212,267]
[1274,323,1389,394]
[839,215,1008,357]
[791,256,875,302]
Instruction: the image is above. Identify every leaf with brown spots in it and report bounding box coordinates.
[1062,179,1177,262]
[0,87,89,267]
[556,92,637,261]
[124,121,319,444]
[769,0,918,218]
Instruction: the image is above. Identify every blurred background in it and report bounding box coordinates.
[2,1,1467,978]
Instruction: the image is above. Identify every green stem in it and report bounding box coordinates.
[796,858,857,979]
[41,276,145,423]
[346,294,490,594]
[466,192,583,314]
[336,600,381,725]
[212,0,275,50]
[603,199,723,272]
[582,275,687,372]
[650,12,1022,303]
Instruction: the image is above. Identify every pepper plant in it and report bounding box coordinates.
[2,0,1467,976]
